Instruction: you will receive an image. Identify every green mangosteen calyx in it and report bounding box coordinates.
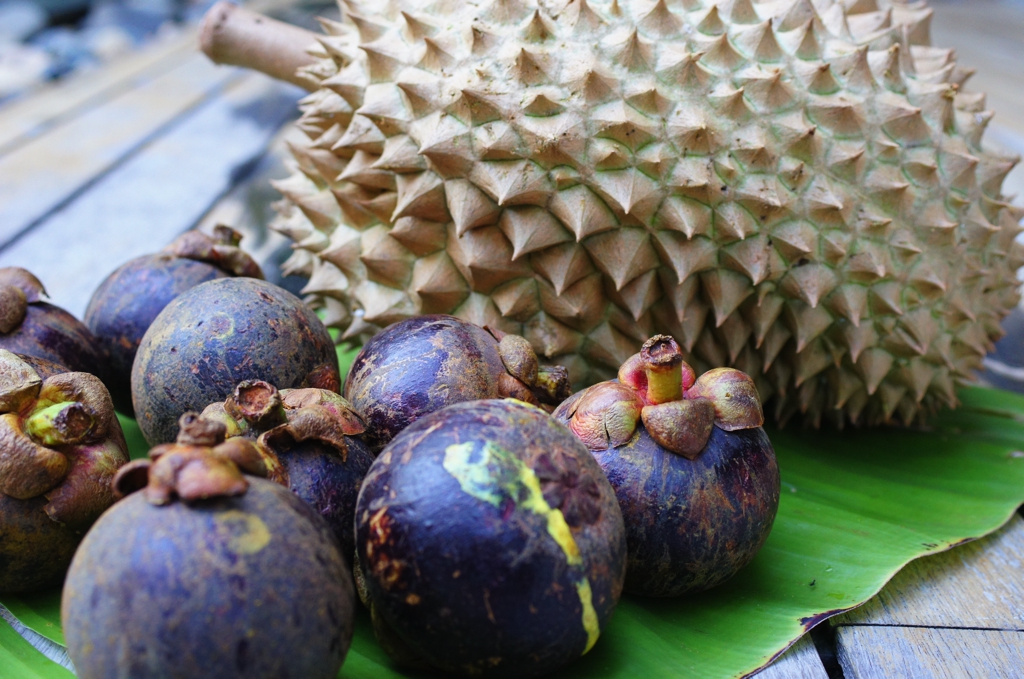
[0,349,127,527]
[558,335,764,460]
[488,327,572,409]
[164,225,264,279]
[113,413,267,505]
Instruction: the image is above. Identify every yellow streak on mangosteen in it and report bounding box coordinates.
[213,509,271,555]
[443,441,601,653]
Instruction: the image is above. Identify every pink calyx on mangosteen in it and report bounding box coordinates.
[553,334,779,597]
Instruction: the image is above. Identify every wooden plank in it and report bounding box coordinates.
[0,72,302,318]
[0,30,198,158]
[0,53,243,248]
[754,633,828,679]
[837,514,1024,630]
[835,626,1024,679]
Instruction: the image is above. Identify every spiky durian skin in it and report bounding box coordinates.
[271,0,1024,427]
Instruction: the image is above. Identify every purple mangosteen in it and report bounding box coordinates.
[345,315,570,452]
[61,417,354,679]
[200,380,374,565]
[84,226,263,415]
[554,335,780,597]
[131,277,340,445]
[356,399,626,678]
[0,349,129,593]
[0,268,106,383]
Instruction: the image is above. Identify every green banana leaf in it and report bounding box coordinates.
[3,384,1024,679]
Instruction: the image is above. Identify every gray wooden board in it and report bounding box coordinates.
[836,625,1024,679]
[837,514,1024,631]
[753,634,828,679]
[0,55,242,248]
[0,31,198,158]
[0,72,302,318]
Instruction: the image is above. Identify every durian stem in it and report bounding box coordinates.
[199,2,320,91]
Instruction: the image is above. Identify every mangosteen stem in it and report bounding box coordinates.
[26,402,95,446]
[230,381,286,429]
[640,336,684,405]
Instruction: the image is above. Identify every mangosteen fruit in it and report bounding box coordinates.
[200,380,374,564]
[0,267,106,382]
[0,349,129,593]
[345,315,571,452]
[84,226,263,415]
[356,399,626,678]
[132,277,340,445]
[554,335,780,597]
[62,417,355,679]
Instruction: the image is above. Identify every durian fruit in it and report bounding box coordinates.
[202,0,1024,427]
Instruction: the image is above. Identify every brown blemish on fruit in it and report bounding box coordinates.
[367,507,405,590]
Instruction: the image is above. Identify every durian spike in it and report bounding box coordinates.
[200,2,320,91]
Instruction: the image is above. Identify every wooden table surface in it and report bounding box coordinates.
[1,1,1023,676]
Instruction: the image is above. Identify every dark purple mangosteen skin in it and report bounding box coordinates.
[85,254,230,415]
[344,315,506,453]
[592,425,780,597]
[62,478,354,679]
[0,303,105,381]
[132,278,340,445]
[278,436,375,566]
[356,399,626,679]
[0,494,80,593]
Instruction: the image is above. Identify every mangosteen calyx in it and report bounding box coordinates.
[164,226,264,279]
[488,328,572,409]
[554,335,765,460]
[200,382,366,478]
[114,412,269,505]
[0,268,46,336]
[0,349,128,527]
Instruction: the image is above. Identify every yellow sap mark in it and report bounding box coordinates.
[443,441,599,648]
[215,510,271,555]
[575,579,600,654]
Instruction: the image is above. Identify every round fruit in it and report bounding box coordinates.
[203,0,1024,428]
[201,380,374,564]
[132,277,340,445]
[555,335,780,596]
[62,422,355,679]
[0,350,129,593]
[85,226,263,415]
[345,315,570,452]
[0,267,105,382]
[356,399,625,678]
